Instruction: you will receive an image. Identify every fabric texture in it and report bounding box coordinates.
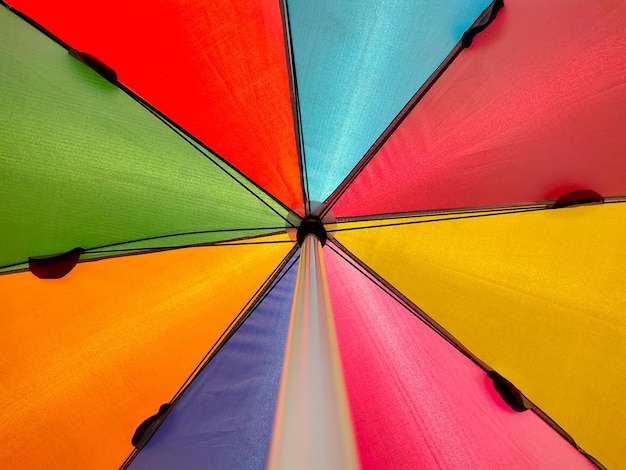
[287,0,492,202]
[8,0,303,210]
[129,254,298,469]
[324,244,594,469]
[0,243,291,469]
[1,0,624,468]
[333,0,626,216]
[335,203,626,468]
[0,6,292,273]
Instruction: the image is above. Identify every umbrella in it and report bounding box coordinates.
[1,0,625,468]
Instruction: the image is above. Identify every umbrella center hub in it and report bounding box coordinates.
[297,216,327,246]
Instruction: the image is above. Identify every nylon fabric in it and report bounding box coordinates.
[0,243,291,469]
[2,1,624,469]
[0,7,291,272]
[335,203,626,468]
[129,254,298,470]
[7,0,303,210]
[333,0,626,216]
[287,0,491,202]
[324,245,594,469]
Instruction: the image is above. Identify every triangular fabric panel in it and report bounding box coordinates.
[0,6,292,272]
[324,245,594,468]
[6,0,302,211]
[335,203,626,468]
[286,0,492,202]
[0,243,292,469]
[333,0,626,216]
[129,254,299,469]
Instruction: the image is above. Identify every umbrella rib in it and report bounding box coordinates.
[319,0,505,219]
[280,0,311,214]
[329,206,546,233]
[334,203,547,222]
[85,227,290,251]
[332,198,626,232]
[74,232,295,264]
[0,229,294,275]
[89,239,295,254]
[0,261,29,274]
[604,197,626,204]
[332,198,626,228]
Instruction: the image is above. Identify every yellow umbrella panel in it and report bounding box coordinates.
[334,202,626,469]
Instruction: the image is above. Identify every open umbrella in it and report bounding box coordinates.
[1,0,625,468]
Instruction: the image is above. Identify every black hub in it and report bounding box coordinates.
[296,216,327,246]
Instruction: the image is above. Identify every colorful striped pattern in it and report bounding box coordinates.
[1,0,625,468]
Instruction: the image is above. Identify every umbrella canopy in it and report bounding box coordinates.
[1,0,625,468]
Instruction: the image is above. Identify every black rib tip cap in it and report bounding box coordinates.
[29,247,85,279]
[69,49,118,84]
[297,216,327,246]
[550,189,604,209]
[488,370,530,412]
